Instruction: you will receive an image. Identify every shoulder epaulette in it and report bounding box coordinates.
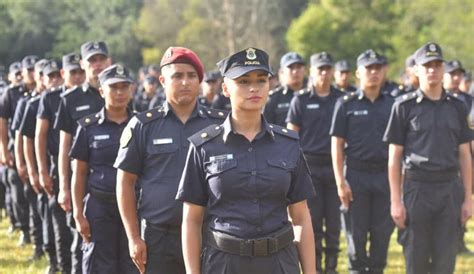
[396,91,417,103]
[268,124,299,140]
[447,91,465,102]
[297,88,310,96]
[29,95,41,103]
[136,106,165,124]
[77,112,100,128]
[269,86,284,96]
[340,92,358,103]
[188,124,223,147]
[60,85,79,97]
[202,107,228,119]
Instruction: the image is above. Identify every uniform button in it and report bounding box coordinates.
[248,147,253,152]
[253,199,258,203]
[256,226,262,232]
[282,161,286,167]
[251,171,257,176]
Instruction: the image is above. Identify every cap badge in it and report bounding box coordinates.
[428,44,437,52]
[74,55,80,62]
[453,61,458,66]
[165,48,173,59]
[369,51,377,59]
[246,48,257,60]
[116,65,124,75]
[51,62,57,68]
[93,42,100,49]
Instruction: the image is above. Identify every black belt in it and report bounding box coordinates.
[207,224,294,257]
[89,188,116,203]
[346,158,387,173]
[304,154,332,166]
[146,221,181,233]
[405,169,458,183]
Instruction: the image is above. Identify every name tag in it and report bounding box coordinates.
[277,103,290,109]
[353,110,368,116]
[94,134,110,141]
[209,154,234,162]
[153,138,173,145]
[306,104,320,109]
[76,105,90,112]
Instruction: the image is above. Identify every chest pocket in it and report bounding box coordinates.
[265,159,296,194]
[267,159,296,171]
[205,159,237,176]
[89,139,119,165]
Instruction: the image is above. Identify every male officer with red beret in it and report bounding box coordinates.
[115,47,227,274]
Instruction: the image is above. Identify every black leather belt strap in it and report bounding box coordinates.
[89,188,116,203]
[305,154,332,166]
[346,158,387,173]
[207,224,294,257]
[405,169,458,183]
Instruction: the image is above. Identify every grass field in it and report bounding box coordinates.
[0,210,473,274]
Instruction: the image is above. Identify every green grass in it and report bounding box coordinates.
[0,209,473,273]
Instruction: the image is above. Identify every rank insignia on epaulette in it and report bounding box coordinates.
[85,118,91,124]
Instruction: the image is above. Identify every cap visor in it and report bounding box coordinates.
[225,66,273,79]
[64,64,82,71]
[84,50,108,61]
[282,60,305,68]
[313,62,333,68]
[101,77,133,86]
[417,56,444,65]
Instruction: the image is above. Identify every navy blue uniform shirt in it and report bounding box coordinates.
[19,94,42,139]
[114,102,227,226]
[70,108,132,193]
[176,115,315,239]
[287,86,342,155]
[37,87,64,156]
[54,84,104,135]
[1,85,29,149]
[330,90,395,162]
[264,85,297,127]
[11,93,32,132]
[332,84,357,93]
[211,93,231,111]
[383,90,471,171]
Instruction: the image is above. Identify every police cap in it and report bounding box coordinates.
[280,52,305,68]
[335,60,351,72]
[81,41,109,61]
[22,55,39,70]
[98,64,133,86]
[43,60,62,76]
[62,53,82,71]
[356,49,385,67]
[444,59,465,74]
[9,62,22,75]
[310,52,333,68]
[413,42,443,65]
[203,70,221,82]
[160,46,204,82]
[217,47,272,79]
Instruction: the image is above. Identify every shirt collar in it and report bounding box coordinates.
[222,113,275,144]
[97,107,133,125]
[162,100,205,119]
[415,88,449,103]
[356,88,385,101]
[309,85,337,98]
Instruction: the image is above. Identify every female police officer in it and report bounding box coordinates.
[70,64,138,273]
[176,48,317,274]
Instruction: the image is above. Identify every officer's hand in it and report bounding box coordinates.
[30,174,42,194]
[337,181,353,209]
[75,215,91,243]
[17,164,28,184]
[2,152,14,168]
[129,237,147,274]
[391,201,407,229]
[461,198,472,226]
[39,172,54,197]
[58,189,72,212]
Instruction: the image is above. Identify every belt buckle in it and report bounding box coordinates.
[252,238,268,256]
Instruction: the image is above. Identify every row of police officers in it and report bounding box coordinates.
[0,40,472,274]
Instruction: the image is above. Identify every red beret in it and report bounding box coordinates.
[160,46,204,82]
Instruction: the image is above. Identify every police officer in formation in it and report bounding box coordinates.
[333,60,357,92]
[70,64,138,273]
[263,51,306,126]
[0,40,473,274]
[384,42,472,274]
[287,51,342,274]
[178,47,316,274]
[114,47,226,274]
[330,49,395,274]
